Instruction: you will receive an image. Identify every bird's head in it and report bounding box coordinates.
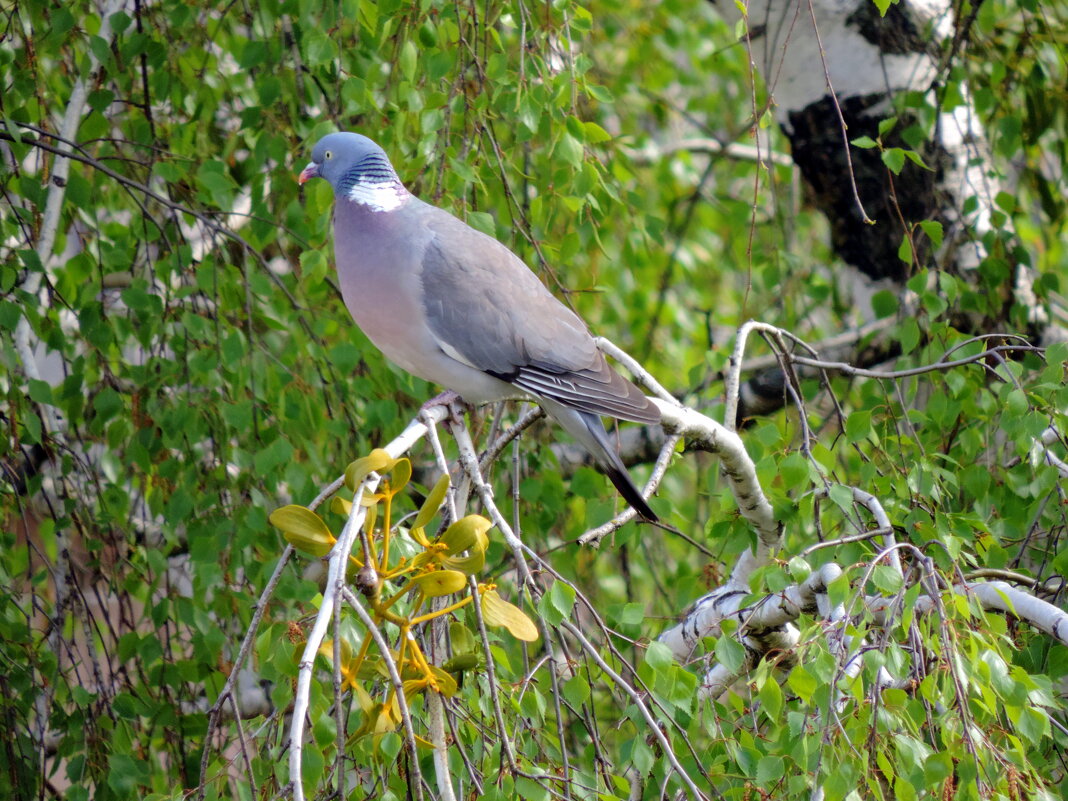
[299,132,407,209]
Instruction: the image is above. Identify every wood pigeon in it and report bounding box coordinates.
[299,132,660,521]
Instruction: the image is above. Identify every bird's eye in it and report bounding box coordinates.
[324,151,333,160]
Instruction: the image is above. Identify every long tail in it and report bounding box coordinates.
[541,400,658,522]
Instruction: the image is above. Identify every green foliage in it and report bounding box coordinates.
[2,0,1067,800]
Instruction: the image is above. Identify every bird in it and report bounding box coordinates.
[299,132,661,521]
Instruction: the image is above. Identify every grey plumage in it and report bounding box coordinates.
[300,132,660,520]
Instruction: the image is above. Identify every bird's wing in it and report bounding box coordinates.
[417,205,659,425]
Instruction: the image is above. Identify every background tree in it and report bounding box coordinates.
[1,1,1066,800]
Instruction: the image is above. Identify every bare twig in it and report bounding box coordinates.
[578,432,681,547]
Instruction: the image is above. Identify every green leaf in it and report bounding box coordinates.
[845,410,872,442]
[643,641,673,671]
[903,149,931,170]
[919,220,944,249]
[897,234,913,264]
[871,564,903,595]
[563,674,590,707]
[758,675,782,719]
[442,653,479,673]
[583,122,612,143]
[442,549,486,575]
[899,317,921,355]
[555,133,584,168]
[756,755,784,784]
[714,634,745,673]
[0,300,20,331]
[779,451,809,488]
[388,458,412,493]
[304,33,338,67]
[449,621,476,654]
[466,211,496,237]
[545,580,576,626]
[299,249,329,288]
[871,289,899,318]
[399,40,417,83]
[28,379,53,405]
[850,135,878,149]
[881,147,906,174]
[787,664,817,702]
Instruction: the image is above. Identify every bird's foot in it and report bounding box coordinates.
[420,390,468,426]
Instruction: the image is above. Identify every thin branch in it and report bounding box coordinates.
[791,344,1043,379]
[626,137,794,168]
[803,0,874,224]
[289,475,378,801]
[287,410,446,801]
[578,432,681,547]
[560,620,710,801]
[0,128,303,310]
[343,588,427,801]
[447,411,536,588]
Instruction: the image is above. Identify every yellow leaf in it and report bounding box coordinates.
[428,665,459,697]
[409,551,437,571]
[355,656,389,681]
[481,589,539,642]
[408,525,431,548]
[388,458,412,494]
[329,495,352,517]
[352,682,374,715]
[402,678,427,703]
[439,515,492,556]
[411,569,468,598]
[413,473,450,529]
[269,505,335,557]
[373,701,398,733]
[345,448,396,490]
[317,638,353,665]
[443,550,485,575]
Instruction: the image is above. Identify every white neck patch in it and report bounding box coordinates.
[347,179,407,212]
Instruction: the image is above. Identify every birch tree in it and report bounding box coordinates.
[1,1,1066,800]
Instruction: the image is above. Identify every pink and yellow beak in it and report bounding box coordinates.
[298,162,320,185]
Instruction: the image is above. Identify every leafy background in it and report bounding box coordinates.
[2,0,1067,799]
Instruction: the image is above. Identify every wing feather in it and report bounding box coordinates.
[417,202,659,425]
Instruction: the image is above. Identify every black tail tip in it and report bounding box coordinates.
[604,466,658,522]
